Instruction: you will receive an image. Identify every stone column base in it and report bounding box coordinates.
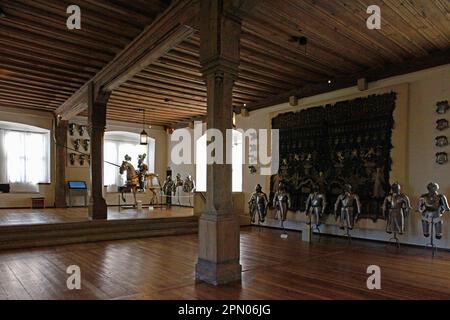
[196,258,242,286]
[88,197,107,220]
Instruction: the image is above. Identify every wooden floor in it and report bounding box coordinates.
[0,206,193,226]
[0,226,449,300]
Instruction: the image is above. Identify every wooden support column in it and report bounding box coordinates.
[54,118,68,208]
[87,83,111,220]
[195,0,242,285]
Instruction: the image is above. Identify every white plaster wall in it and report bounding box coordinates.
[0,109,168,208]
[236,64,450,249]
[66,117,168,206]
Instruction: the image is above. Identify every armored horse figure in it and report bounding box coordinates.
[136,153,162,205]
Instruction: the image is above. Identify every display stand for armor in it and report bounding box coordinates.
[426,217,438,258]
[255,217,263,234]
[175,186,182,206]
[273,182,291,239]
[344,228,352,245]
[387,232,400,249]
[188,193,193,206]
[307,214,321,243]
[279,219,288,239]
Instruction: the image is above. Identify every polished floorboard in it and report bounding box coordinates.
[0,226,449,300]
[0,206,193,226]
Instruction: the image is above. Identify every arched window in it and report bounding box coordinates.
[104,131,155,191]
[0,121,50,191]
[195,130,243,192]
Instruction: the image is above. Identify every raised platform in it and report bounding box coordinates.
[0,216,198,250]
[0,206,193,225]
[0,207,198,250]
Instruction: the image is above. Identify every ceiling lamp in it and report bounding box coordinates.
[140,109,148,145]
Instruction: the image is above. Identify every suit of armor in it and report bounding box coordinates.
[273,183,291,222]
[305,188,326,226]
[417,183,450,239]
[173,173,183,195]
[382,183,411,234]
[137,154,148,190]
[162,176,174,206]
[183,175,195,193]
[334,184,361,230]
[248,184,268,223]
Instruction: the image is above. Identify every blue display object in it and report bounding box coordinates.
[68,181,87,189]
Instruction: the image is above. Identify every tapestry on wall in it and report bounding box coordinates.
[270,92,397,221]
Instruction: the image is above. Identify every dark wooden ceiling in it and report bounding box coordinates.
[0,0,170,116]
[1,0,450,126]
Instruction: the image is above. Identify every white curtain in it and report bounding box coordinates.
[0,128,50,191]
[104,134,155,192]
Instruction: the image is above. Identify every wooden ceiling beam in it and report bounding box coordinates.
[0,24,114,62]
[0,35,107,69]
[129,74,269,101]
[0,101,56,113]
[246,48,450,111]
[226,0,263,18]
[0,73,81,91]
[0,78,74,95]
[110,91,206,111]
[147,61,286,93]
[107,104,203,120]
[109,96,206,113]
[102,25,195,91]
[0,84,68,99]
[106,107,198,120]
[0,98,59,110]
[17,0,144,37]
[55,0,199,120]
[0,90,64,105]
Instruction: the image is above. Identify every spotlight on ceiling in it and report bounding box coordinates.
[289,35,308,46]
[289,35,308,55]
[0,7,6,18]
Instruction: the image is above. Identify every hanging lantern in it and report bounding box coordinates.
[140,109,148,145]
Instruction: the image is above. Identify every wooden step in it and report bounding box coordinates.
[0,216,199,250]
